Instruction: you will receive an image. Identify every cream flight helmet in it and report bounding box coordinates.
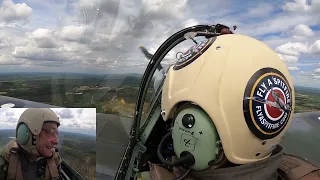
[161,34,295,171]
[16,108,60,156]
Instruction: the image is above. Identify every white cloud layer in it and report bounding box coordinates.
[0,0,319,88]
[0,108,96,136]
[0,0,32,23]
[288,66,300,71]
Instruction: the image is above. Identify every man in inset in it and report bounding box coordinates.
[0,108,61,180]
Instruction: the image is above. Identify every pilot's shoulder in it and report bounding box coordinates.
[0,156,7,179]
[0,143,8,177]
[0,155,6,173]
[1,140,19,161]
[278,154,320,179]
[0,140,21,179]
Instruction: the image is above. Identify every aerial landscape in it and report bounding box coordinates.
[0,73,154,117]
[0,0,319,179]
[0,72,319,178]
[0,72,318,179]
[0,73,319,117]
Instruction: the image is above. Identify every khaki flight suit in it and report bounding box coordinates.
[0,140,61,180]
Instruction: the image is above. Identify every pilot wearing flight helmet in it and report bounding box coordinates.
[0,108,61,180]
[149,28,320,180]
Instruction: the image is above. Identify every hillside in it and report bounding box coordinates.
[294,86,320,113]
[0,73,320,116]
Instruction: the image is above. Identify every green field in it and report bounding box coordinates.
[0,73,319,117]
[294,86,320,113]
[0,73,148,117]
[0,73,319,175]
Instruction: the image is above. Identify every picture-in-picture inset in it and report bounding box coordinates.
[0,108,96,180]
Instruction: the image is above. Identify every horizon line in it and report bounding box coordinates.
[0,72,318,89]
[0,72,144,75]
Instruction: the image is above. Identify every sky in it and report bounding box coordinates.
[0,108,96,136]
[0,0,319,88]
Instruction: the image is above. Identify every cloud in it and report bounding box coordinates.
[291,24,315,38]
[5,111,14,117]
[0,0,319,88]
[246,3,275,18]
[277,53,298,63]
[274,23,320,63]
[309,40,320,54]
[52,108,96,136]
[276,42,310,56]
[28,28,57,48]
[281,0,320,14]
[0,0,33,23]
[55,109,74,119]
[288,66,300,71]
[296,67,320,84]
[140,0,187,20]
[0,0,195,73]
[282,0,312,13]
[58,25,94,44]
[12,46,67,62]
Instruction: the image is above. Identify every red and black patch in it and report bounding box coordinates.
[243,68,293,140]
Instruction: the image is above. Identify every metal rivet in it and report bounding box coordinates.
[262,140,267,145]
[216,46,221,50]
[161,110,165,116]
[256,152,260,156]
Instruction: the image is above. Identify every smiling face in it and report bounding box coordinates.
[36,122,59,157]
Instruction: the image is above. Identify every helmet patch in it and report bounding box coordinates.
[173,38,215,70]
[243,68,293,140]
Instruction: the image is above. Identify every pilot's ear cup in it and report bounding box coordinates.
[172,104,220,171]
[16,123,30,145]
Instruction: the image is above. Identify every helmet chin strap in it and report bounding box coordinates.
[19,134,42,160]
[18,145,41,163]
